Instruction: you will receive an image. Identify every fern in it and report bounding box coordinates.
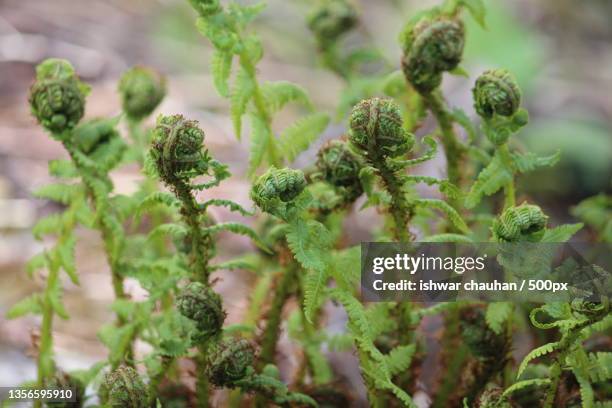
[278,112,330,162]
[486,302,513,335]
[517,342,560,379]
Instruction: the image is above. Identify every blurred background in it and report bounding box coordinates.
[0,0,610,396]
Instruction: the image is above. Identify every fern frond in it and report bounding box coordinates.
[486,302,513,335]
[512,150,561,173]
[278,112,330,163]
[211,50,233,97]
[502,378,551,398]
[204,222,270,252]
[465,153,512,208]
[56,234,78,284]
[248,113,273,176]
[32,214,64,239]
[587,352,612,383]
[541,223,583,243]
[261,81,313,113]
[137,192,179,214]
[517,342,560,379]
[384,344,416,376]
[414,198,469,233]
[147,223,188,242]
[421,233,473,243]
[6,294,43,319]
[33,183,82,204]
[231,67,255,139]
[200,199,254,216]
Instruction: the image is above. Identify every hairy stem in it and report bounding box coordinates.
[422,91,465,208]
[373,153,413,242]
[497,144,516,209]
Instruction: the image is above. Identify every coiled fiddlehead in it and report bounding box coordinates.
[99,366,148,408]
[492,203,548,243]
[207,338,255,387]
[401,17,465,94]
[473,69,521,120]
[349,97,415,158]
[473,69,527,146]
[251,167,307,218]
[151,114,210,187]
[315,139,363,207]
[177,281,226,343]
[29,59,89,136]
[307,0,358,47]
[118,66,166,121]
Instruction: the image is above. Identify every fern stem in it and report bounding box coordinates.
[257,262,297,369]
[498,144,516,209]
[196,346,211,408]
[422,91,465,208]
[375,153,413,242]
[35,254,59,408]
[238,53,280,168]
[174,181,213,283]
[62,142,134,367]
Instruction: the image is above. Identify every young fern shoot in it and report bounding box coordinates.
[188,0,329,176]
[348,97,468,242]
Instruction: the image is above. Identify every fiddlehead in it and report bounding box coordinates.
[151,114,211,188]
[29,58,89,136]
[99,365,148,408]
[177,281,226,343]
[207,338,256,387]
[401,17,465,94]
[473,69,521,120]
[251,167,307,219]
[492,203,548,243]
[315,139,364,208]
[118,66,166,121]
[307,0,357,48]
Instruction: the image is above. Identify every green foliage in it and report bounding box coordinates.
[12,1,611,407]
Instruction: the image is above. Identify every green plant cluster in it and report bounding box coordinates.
[8,0,610,407]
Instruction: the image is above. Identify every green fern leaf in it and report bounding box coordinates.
[56,234,78,284]
[414,198,469,233]
[261,81,313,113]
[421,233,473,243]
[248,113,273,176]
[278,112,329,163]
[486,302,513,335]
[303,267,327,322]
[138,192,179,213]
[33,214,64,239]
[231,67,254,139]
[204,222,270,252]
[459,0,486,28]
[49,159,78,179]
[26,252,48,278]
[384,344,416,376]
[502,378,551,398]
[517,342,560,379]
[211,50,233,97]
[33,183,82,204]
[541,223,583,243]
[6,294,43,319]
[200,199,254,216]
[148,223,188,242]
[587,352,612,383]
[512,150,561,174]
[286,220,331,272]
[465,153,513,208]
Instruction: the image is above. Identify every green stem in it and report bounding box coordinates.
[174,181,213,283]
[257,262,297,369]
[374,153,413,242]
[35,254,59,408]
[63,143,133,367]
[238,53,280,168]
[196,345,211,408]
[422,91,465,208]
[497,144,516,209]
